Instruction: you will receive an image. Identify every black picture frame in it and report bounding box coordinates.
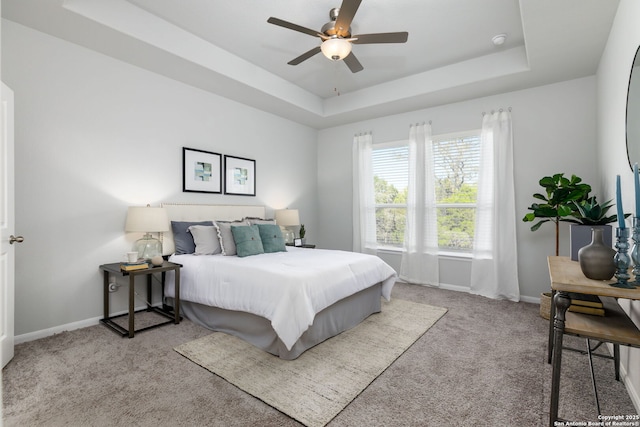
[183,147,222,194]
[294,238,302,247]
[224,155,256,196]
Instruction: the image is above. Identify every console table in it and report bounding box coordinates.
[547,256,640,426]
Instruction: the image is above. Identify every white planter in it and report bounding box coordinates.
[569,224,613,261]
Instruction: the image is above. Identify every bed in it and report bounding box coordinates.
[161,203,397,360]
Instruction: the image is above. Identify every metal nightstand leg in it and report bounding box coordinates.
[174,269,180,324]
[128,274,135,338]
[103,271,109,320]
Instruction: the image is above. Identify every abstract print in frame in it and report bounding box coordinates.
[224,155,256,196]
[183,147,222,194]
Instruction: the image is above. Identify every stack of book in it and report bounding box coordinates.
[120,261,149,271]
[568,292,605,316]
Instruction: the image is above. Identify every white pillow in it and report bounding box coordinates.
[187,225,222,255]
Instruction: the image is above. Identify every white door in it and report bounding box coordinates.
[1,82,16,368]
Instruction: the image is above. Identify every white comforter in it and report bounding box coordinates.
[165,247,397,350]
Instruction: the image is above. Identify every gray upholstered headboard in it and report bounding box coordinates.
[160,203,266,255]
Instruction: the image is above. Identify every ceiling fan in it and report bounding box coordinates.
[267,0,408,73]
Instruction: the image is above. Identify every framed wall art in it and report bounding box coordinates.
[224,155,256,196]
[182,147,222,194]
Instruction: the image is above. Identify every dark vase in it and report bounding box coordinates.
[578,228,616,280]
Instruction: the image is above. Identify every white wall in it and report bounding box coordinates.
[1,20,318,336]
[596,0,640,412]
[317,76,599,300]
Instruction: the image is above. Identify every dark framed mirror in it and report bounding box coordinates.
[626,45,640,170]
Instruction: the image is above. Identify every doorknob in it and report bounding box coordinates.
[9,235,24,244]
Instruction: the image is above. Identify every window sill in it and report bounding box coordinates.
[439,251,473,260]
[374,247,472,260]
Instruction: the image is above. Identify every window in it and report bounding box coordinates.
[372,142,408,248]
[371,130,480,252]
[432,131,480,251]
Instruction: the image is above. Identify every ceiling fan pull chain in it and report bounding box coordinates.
[333,62,341,96]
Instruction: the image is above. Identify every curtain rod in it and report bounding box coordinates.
[482,107,512,116]
[354,131,372,136]
[409,120,432,127]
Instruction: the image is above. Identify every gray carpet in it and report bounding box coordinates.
[175,299,447,427]
[2,283,638,426]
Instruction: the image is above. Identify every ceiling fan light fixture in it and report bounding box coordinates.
[321,38,352,61]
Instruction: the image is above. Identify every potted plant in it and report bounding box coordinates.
[299,224,306,245]
[522,173,591,256]
[566,196,629,261]
[523,174,629,319]
[523,173,591,320]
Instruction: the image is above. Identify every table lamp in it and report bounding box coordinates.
[275,209,300,244]
[125,205,169,260]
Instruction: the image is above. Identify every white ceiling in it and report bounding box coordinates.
[1,0,620,128]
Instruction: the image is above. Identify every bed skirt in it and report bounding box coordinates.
[167,283,383,360]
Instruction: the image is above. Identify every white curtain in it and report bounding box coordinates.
[470,110,520,301]
[352,132,377,254]
[400,123,440,286]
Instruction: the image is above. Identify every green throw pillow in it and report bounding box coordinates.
[231,224,264,257]
[258,224,287,253]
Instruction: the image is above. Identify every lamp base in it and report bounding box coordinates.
[133,233,162,260]
[281,227,295,244]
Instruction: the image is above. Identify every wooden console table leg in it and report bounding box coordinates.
[550,291,571,426]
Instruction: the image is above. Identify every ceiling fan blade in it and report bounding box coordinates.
[288,46,322,65]
[351,32,409,44]
[334,0,362,37]
[267,17,320,38]
[343,52,364,73]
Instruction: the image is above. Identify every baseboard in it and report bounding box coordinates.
[618,356,640,414]
[436,282,470,293]
[14,304,156,345]
[520,294,540,304]
[397,279,541,304]
[396,279,472,294]
[14,316,102,345]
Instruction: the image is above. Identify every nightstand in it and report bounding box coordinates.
[99,261,181,338]
[286,243,316,248]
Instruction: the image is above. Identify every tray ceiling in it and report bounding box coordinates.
[1,0,620,128]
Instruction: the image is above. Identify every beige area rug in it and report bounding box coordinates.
[174,298,447,427]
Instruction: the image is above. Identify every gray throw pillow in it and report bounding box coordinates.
[187,225,222,255]
[171,220,214,254]
[214,220,246,256]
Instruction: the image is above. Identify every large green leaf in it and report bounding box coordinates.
[530,219,550,231]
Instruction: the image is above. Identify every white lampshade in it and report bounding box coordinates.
[321,38,352,61]
[125,205,169,260]
[275,209,300,227]
[125,206,169,233]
